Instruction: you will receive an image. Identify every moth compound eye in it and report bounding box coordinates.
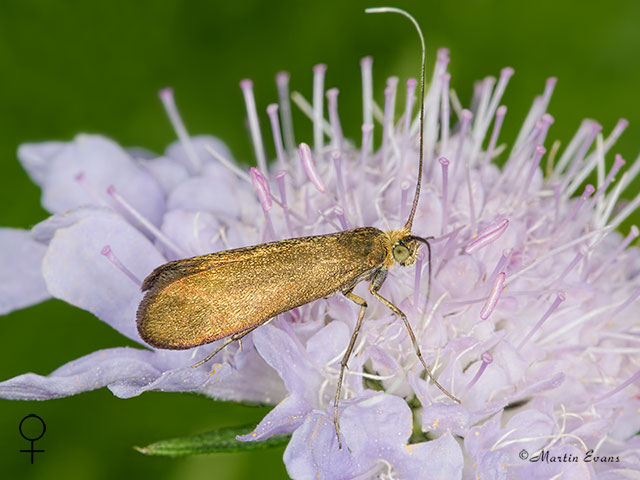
[393,244,410,263]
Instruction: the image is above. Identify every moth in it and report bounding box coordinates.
[136,7,459,448]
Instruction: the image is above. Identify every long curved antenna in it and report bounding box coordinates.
[365,7,426,232]
[409,235,433,301]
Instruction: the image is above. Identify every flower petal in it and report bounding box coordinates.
[167,176,241,218]
[305,320,350,365]
[392,432,463,480]
[140,156,190,194]
[0,347,158,400]
[340,393,413,455]
[198,341,286,404]
[160,209,222,256]
[21,135,166,226]
[17,140,66,185]
[42,211,166,342]
[238,394,310,441]
[165,135,234,174]
[283,412,362,480]
[0,228,49,314]
[252,324,323,407]
[421,402,470,436]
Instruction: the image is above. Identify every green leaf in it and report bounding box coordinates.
[135,424,290,457]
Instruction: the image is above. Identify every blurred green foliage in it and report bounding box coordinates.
[0,1,638,479]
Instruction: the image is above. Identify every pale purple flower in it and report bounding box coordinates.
[2,43,640,479]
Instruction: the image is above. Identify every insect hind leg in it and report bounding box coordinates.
[333,290,367,450]
[369,281,460,404]
[190,320,268,369]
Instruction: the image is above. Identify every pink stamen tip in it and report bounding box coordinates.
[465,219,509,254]
[275,71,289,85]
[466,352,494,389]
[362,123,374,134]
[437,48,450,59]
[617,118,629,129]
[275,170,286,181]
[461,109,474,121]
[480,272,505,320]
[74,172,85,182]
[632,225,639,237]
[327,88,338,99]
[541,113,555,125]
[614,154,626,168]
[249,168,272,211]
[439,157,450,167]
[584,184,596,197]
[158,87,173,99]
[313,63,327,74]
[239,79,253,90]
[100,244,141,286]
[496,105,507,116]
[360,56,373,67]
[590,122,603,134]
[407,78,417,88]
[299,143,326,193]
[535,145,547,156]
[501,67,515,78]
[106,185,116,195]
[266,103,279,115]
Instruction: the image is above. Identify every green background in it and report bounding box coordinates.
[1,1,639,479]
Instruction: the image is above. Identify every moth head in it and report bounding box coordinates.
[392,237,419,267]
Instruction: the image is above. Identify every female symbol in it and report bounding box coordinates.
[19,414,46,464]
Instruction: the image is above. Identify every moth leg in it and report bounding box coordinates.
[369,279,460,404]
[334,290,368,450]
[190,320,269,369]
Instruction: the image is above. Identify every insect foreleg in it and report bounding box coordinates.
[369,278,460,404]
[334,289,368,450]
[190,319,271,369]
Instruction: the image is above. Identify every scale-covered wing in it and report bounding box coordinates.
[136,227,387,349]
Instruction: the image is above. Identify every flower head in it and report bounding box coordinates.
[2,35,640,480]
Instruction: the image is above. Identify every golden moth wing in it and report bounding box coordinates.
[137,227,388,349]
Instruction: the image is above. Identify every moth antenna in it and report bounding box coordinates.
[409,235,433,301]
[365,7,426,232]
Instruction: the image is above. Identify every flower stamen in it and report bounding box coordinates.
[100,245,141,286]
[466,352,493,390]
[106,185,185,258]
[276,71,296,154]
[361,56,374,151]
[480,272,505,320]
[266,104,287,169]
[158,87,201,174]
[312,64,328,156]
[326,88,344,153]
[517,292,566,349]
[239,79,267,174]
[465,218,509,254]
[403,78,417,139]
[299,143,326,193]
